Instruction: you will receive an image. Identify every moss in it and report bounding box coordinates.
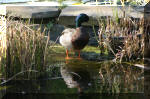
[0,86,8,90]
[48,45,112,61]
[50,45,65,54]
[50,45,100,54]
[82,46,100,54]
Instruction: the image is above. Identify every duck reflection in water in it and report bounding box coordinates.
[60,63,92,94]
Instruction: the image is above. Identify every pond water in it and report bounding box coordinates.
[0,50,144,99]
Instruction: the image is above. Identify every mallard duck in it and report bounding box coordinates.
[59,13,89,59]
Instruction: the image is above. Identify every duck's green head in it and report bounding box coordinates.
[75,13,89,28]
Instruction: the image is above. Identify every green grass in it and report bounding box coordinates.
[51,45,101,54]
[0,86,7,90]
[82,46,100,54]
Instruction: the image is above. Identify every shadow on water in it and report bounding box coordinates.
[1,54,144,99]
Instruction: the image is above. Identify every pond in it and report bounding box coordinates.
[0,45,144,99]
[0,9,146,98]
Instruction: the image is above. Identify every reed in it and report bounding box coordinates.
[96,16,144,62]
[5,17,50,79]
[0,15,6,80]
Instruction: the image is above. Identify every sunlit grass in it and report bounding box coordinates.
[51,45,101,54]
[83,45,100,54]
[0,13,6,79]
[3,17,51,79]
[96,16,145,62]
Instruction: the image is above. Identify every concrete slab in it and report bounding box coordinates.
[60,6,144,18]
[0,0,35,3]
[59,6,144,26]
[0,6,6,15]
[6,6,61,19]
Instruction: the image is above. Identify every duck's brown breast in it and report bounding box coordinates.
[71,27,89,50]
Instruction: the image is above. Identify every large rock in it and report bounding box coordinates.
[59,6,144,26]
[0,0,34,3]
[0,6,6,15]
[60,6,144,18]
[6,6,61,19]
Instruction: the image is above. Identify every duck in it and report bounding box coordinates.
[59,13,89,59]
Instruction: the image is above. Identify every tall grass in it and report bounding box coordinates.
[5,17,50,79]
[97,16,144,62]
[0,15,6,80]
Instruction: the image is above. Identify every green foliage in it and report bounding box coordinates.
[57,0,67,9]
[129,0,144,6]
[112,8,119,24]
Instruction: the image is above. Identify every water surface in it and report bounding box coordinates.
[0,47,144,99]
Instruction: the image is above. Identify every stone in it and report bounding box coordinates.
[6,6,61,19]
[59,6,144,26]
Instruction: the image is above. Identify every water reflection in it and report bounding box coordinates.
[61,58,144,94]
[98,62,144,93]
[0,56,144,99]
[61,61,92,93]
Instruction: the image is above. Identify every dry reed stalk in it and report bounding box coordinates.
[6,17,50,78]
[0,15,6,73]
[97,17,144,62]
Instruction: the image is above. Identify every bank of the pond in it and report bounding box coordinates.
[48,45,114,62]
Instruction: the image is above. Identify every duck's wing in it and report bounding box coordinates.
[71,27,90,50]
[59,28,76,50]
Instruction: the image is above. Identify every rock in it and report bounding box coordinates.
[49,24,65,43]
[59,6,144,26]
[0,0,34,3]
[0,6,6,15]
[6,6,61,19]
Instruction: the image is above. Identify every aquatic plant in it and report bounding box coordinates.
[0,15,6,80]
[96,16,144,62]
[5,17,50,79]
